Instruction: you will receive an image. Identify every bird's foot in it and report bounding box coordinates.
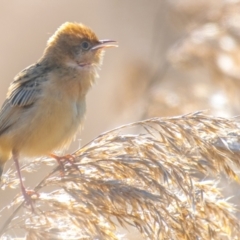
[21,187,39,212]
[50,154,79,176]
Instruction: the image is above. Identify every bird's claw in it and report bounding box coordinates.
[21,187,39,212]
[50,154,79,176]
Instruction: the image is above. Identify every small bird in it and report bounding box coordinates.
[0,22,117,202]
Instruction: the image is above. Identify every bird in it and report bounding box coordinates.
[0,22,117,204]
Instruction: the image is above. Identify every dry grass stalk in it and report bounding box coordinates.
[1,111,240,239]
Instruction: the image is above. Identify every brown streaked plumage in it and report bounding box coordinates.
[0,22,117,204]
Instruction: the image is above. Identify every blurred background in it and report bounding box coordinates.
[1,0,240,238]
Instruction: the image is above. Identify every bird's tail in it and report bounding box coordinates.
[0,163,3,180]
[0,150,11,180]
[0,155,8,180]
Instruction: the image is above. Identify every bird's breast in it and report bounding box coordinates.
[14,82,87,156]
[39,83,86,134]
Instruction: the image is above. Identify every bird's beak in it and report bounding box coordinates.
[91,40,118,50]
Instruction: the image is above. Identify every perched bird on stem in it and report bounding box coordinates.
[0,22,117,206]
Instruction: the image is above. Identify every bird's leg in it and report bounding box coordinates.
[12,151,36,211]
[50,153,79,176]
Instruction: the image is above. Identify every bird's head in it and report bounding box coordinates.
[43,22,117,70]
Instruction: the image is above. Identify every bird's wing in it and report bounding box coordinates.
[0,63,49,135]
[7,64,49,106]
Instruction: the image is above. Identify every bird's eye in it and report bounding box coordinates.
[81,41,90,50]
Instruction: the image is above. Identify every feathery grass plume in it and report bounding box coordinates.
[1,112,240,239]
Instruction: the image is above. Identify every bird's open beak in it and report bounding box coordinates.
[91,40,118,50]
